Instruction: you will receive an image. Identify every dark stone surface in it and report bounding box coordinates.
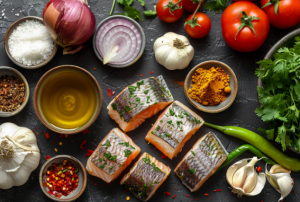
[0,0,299,202]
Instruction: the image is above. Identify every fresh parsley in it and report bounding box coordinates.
[102,140,111,147]
[112,103,118,110]
[205,0,228,13]
[104,152,117,161]
[144,6,157,16]
[188,169,195,174]
[125,105,131,112]
[124,149,132,157]
[142,154,151,164]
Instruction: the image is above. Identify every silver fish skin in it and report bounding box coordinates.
[122,154,166,201]
[150,102,202,148]
[175,132,227,191]
[91,131,136,175]
[110,76,173,123]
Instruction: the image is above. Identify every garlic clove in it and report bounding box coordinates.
[226,163,239,185]
[243,171,257,193]
[232,166,247,188]
[269,164,291,174]
[277,176,293,202]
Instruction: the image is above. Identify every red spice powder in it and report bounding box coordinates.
[107,182,111,185]
[196,198,198,201]
[59,134,64,139]
[164,192,171,196]
[83,129,89,134]
[154,147,157,150]
[32,130,35,132]
[191,198,193,201]
[94,68,96,70]
[65,141,67,144]
[36,132,39,135]
[177,184,179,186]
[161,154,167,159]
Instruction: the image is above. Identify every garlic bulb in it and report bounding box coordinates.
[265,164,293,202]
[153,32,194,70]
[0,123,40,189]
[226,157,266,197]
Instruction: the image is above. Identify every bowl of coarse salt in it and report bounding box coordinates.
[5,16,58,69]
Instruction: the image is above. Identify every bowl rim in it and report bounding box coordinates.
[33,65,102,135]
[4,16,58,69]
[257,28,300,154]
[184,60,238,113]
[39,155,87,202]
[0,66,30,117]
[92,15,146,68]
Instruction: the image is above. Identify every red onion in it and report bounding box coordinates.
[43,0,96,54]
[95,18,142,66]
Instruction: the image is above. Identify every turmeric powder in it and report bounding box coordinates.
[188,67,231,106]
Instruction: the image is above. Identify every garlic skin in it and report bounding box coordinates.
[265,164,293,202]
[0,123,40,189]
[226,157,266,197]
[153,32,194,70]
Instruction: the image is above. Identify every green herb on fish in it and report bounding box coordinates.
[124,149,132,157]
[125,105,131,112]
[169,108,175,116]
[147,96,151,103]
[191,151,196,156]
[112,103,118,110]
[152,162,161,171]
[156,125,161,131]
[104,152,117,161]
[102,140,111,147]
[165,133,171,138]
[142,154,151,164]
[188,169,195,174]
[137,80,144,89]
[144,90,149,94]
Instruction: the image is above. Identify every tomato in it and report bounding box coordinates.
[185,13,211,38]
[182,0,204,12]
[156,0,183,23]
[261,0,300,29]
[221,1,269,52]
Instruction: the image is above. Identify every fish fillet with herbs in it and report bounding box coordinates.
[86,128,140,183]
[107,75,173,132]
[174,132,228,192]
[120,152,171,201]
[145,101,204,159]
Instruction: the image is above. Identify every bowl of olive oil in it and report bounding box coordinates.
[34,65,102,134]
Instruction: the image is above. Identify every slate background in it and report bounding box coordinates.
[0,0,299,202]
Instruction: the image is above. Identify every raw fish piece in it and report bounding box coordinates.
[107,75,173,132]
[86,128,140,183]
[174,132,228,192]
[120,152,171,201]
[145,101,204,159]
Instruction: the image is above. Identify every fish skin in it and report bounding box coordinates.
[174,132,227,192]
[145,101,204,159]
[86,128,140,183]
[107,76,173,132]
[120,153,171,202]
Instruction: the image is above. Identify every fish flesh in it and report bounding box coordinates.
[107,75,173,132]
[120,152,171,201]
[86,128,140,183]
[174,132,228,192]
[145,101,204,159]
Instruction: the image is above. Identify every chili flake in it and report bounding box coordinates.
[108,88,112,98]
[86,149,94,157]
[107,182,111,185]
[214,189,221,192]
[204,193,209,196]
[161,154,167,159]
[44,159,79,198]
[52,141,55,144]
[36,132,39,135]
[80,140,87,149]
[124,190,128,193]
[94,183,97,186]
[196,198,198,201]
[94,68,96,70]
[164,192,171,196]
[45,132,50,139]
[112,91,115,96]
[187,195,190,197]
[45,155,51,160]
[59,134,64,139]
[150,71,153,74]
[140,74,143,77]
[191,198,193,201]
[0,75,25,112]
[256,166,262,173]
[172,195,176,199]
[154,147,157,150]
[174,187,177,190]
[83,129,89,134]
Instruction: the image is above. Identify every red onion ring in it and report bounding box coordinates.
[95,18,142,66]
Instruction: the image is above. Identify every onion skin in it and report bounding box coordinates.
[43,0,96,54]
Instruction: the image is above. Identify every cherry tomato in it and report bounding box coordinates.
[185,13,211,38]
[182,0,204,12]
[261,0,300,29]
[221,1,269,52]
[156,0,183,23]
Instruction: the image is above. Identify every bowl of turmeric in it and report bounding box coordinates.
[184,60,238,113]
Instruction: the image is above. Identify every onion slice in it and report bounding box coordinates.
[95,18,142,66]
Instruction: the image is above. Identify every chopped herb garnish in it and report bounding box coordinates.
[104,152,117,161]
[128,86,137,95]
[141,177,144,181]
[160,120,163,123]
[144,90,149,94]
[130,145,135,149]
[136,97,141,103]
[99,164,105,169]
[179,112,184,118]
[146,96,150,103]
[208,152,211,156]
[99,158,103,162]
[142,154,151,164]
[177,121,183,127]
[151,131,156,135]
[161,86,166,92]
[194,118,201,124]
[156,125,161,131]
[191,151,196,156]
[124,149,132,157]
[109,166,113,170]
[119,109,124,117]
[112,103,118,110]
[188,169,195,174]
[211,146,214,150]
[169,108,175,116]
[154,180,159,184]
[125,105,131,112]
[165,133,171,138]
[137,80,144,89]
[183,112,190,116]
[152,163,161,171]
[102,140,111,147]
[175,139,179,143]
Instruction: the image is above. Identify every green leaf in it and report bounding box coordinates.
[121,6,143,21]
[144,6,157,16]
[184,17,200,29]
[137,0,146,6]
[117,0,134,6]
[204,0,227,13]
[276,124,287,151]
[188,169,195,174]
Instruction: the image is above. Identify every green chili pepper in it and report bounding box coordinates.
[217,144,276,172]
[205,122,300,172]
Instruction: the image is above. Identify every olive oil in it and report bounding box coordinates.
[40,71,97,129]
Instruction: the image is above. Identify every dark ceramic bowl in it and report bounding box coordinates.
[39,155,87,202]
[33,65,102,135]
[4,16,58,69]
[0,66,29,117]
[257,28,300,154]
[184,61,238,113]
[93,15,146,68]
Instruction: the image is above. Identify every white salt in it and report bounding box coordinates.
[8,20,54,66]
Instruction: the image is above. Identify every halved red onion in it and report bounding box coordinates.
[95,18,142,66]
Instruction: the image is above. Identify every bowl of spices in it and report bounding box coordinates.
[184,60,238,113]
[5,16,58,69]
[93,15,146,68]
[39,155,87,202]
[33,65,102,134]
[0,66,29,117]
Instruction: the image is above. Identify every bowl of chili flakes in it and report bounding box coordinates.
[39,155,87,202]
[0,66,29,117]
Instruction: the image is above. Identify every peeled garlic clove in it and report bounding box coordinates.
[232,166,247,188]
[243,171,257,193]
[269,164,291,174]
[277,176,293,201]
[226,164,239,185]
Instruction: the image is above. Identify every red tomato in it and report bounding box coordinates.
[185,13,211,38]
[261,0,300,29]
[182,0,204,12]
[221,1,269,52]
[156,0,183,23]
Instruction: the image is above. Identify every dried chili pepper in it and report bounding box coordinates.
[59,134,64,139]
[187,195,190,197]
[214,189,221,192]
[204,193,209,196]
[140,74,143,77]
[108,88,112,98]
[174,187,177,190]
[83,129,89,134]
[45,155,51,160]
[45,132,50,139]
[256,166,262,173]
[172,195,176,199]
[150,71,153,74]
[164,192,171,196]
[161,153,167,159]
[86,149,94,157]
[80,140,86,149]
